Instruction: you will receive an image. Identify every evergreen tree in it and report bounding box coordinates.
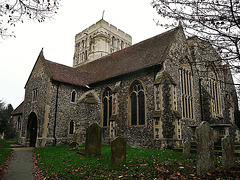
[0,100,16,139]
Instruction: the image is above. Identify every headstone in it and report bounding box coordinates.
[222,135,235,170]
[111,137,126,167]
[183,140,191,158]
[69,142,79,151]
[73,132,83,146]
[85,123,101,157]
[196,121,215,176]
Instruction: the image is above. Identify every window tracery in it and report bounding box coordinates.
[129,80,145,126]
[102,88,112,127]
[179,68,194,119]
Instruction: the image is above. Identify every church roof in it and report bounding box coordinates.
[44,59,89,87]
[12,101,24,115]
[77,26,181,84]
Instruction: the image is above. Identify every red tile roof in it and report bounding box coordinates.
[77,26,180,84]
[44,59,89,87]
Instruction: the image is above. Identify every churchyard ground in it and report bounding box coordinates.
[34,144,240,179]
[0,139,16,176]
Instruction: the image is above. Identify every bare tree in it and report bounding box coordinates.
[151,0,240,71]
[0,0,60,38]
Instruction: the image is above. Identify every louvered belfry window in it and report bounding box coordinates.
[130,80,145,125]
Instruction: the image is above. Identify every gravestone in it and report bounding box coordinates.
[73,132,83,146]
[222,135,235,170]
[69,142,79,151]
[85,123,101,157]
[183,140,191,158]
[196,121,215,176]
[111,137,126,167]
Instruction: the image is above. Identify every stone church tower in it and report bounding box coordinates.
[73,19,132,68]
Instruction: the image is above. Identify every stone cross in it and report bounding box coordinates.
[85,123,101,157]
[196,121,215,176]
[111,137,126,167]
[222,135,235,170]
[183,140,191,158]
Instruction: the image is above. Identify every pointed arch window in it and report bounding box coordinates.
[208,75,222,117]
[130,80,145,126]
[71,90,77,103]
[179,68,194,119]
[102,88,112,127]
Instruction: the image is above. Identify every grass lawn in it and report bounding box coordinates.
[0,149,12,168]
[0,139,15,172]
[34,144,240,179]
[0,139,18,148]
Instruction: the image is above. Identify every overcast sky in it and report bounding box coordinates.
[0,0,167,108]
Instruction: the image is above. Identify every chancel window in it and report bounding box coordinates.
[130,80,145,126]
[71,90,77,103]
[179,68,194,119]
[69,120,74,134]
[102,88,112,127]
[209,78,222,117]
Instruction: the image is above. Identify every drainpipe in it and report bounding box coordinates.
[53,83,60,145]
[199,78,204,122]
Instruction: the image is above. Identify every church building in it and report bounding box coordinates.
[12,19,239,149]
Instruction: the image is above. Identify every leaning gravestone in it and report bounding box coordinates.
[73,132,83,146]
[111,137,126,167]
[183,140,191,158]
[196,121,215,176]
[69,142,79,151]
[222,135,235,170]
[85,123,101,157]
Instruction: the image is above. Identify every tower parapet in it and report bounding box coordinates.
[73,19,132,68]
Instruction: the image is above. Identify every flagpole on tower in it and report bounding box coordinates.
[102,10,105,20]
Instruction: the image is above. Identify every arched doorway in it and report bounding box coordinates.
[27,112,38,147]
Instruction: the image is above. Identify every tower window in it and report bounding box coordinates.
[82,40,85,49]
[121,40,124,49]
[112,36,115,46]
[85,50,88,60]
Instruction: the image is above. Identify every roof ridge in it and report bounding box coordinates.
[79,26,180,69]
[78,26,181,84]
